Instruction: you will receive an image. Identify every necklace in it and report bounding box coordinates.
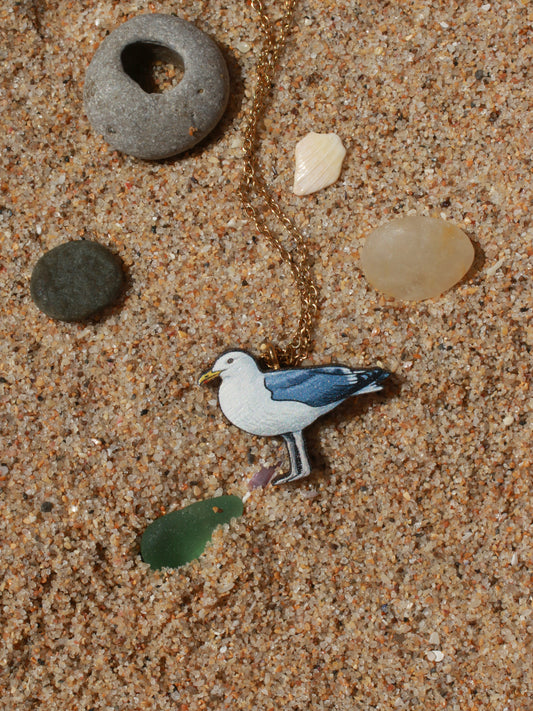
[200,0,390,486]
[237,0,318,370]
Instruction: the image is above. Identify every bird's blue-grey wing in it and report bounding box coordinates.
[264,366,388,407]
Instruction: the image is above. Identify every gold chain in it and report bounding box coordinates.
[237,0,319,369]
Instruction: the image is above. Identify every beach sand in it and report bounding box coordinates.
[1,1,531,708]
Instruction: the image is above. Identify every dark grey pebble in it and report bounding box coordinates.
[84,14,230,160]
[30,241,124,321]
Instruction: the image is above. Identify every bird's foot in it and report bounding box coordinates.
[271,468,310,486]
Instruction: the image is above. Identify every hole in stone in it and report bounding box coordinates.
[121,42,184,94]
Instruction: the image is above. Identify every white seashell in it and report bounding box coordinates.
[293,132,346,196]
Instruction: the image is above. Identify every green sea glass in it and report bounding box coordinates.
[141,495,243,570]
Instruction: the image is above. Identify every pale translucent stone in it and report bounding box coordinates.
[293,132,346,196]
[360,216,474,301]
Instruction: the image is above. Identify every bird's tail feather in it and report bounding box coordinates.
[355,382,385,395]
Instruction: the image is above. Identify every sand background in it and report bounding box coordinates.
[1,0,531,708]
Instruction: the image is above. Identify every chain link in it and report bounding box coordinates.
[237,0,319,369]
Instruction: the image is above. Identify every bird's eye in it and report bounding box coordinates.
[227,357,234,364]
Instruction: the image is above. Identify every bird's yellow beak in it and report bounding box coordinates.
[198,369,221,385]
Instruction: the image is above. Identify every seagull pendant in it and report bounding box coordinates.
[199,350,390,485]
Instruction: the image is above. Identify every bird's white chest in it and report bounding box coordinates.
[218,373,318,437]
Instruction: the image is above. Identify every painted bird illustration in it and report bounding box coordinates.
[199,350,389,485]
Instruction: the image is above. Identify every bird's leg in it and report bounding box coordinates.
[272,431,311,485]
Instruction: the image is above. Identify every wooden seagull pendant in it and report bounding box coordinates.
[199,350,389,485]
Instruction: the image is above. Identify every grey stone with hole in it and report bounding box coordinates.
[84,14,230,160]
